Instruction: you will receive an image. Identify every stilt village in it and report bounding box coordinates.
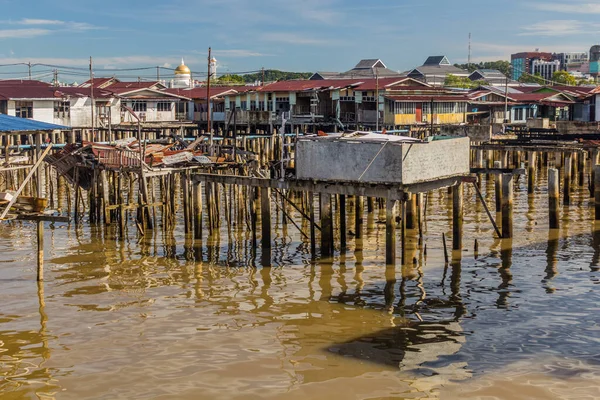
[2,52,600,281]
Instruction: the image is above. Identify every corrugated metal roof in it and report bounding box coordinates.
[0,113,69,132]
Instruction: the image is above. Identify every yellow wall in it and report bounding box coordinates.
[394,114,418,125]
[423,113,465,124]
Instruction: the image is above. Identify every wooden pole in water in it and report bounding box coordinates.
[320,193,334,257]
[260,187,271,264]
[595,165,600,221]
[406,193,417,230]
[527,151,536,195]
[452,183,463,253]
[385,198,396,265]
[494,161,502,213]
[564,153,572,206]
[501,173,513,239]
[260,187,271,248]
[194,182,203,240]
[549,168,560,229]
[308,192,316,257]
[339,194,347,251]
[37,221,44,281]
[355,195,364,239]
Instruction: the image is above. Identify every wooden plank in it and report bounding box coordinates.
[16,214,70,223]
[0,144,53,220]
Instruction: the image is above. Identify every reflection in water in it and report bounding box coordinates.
[3,171,600,398]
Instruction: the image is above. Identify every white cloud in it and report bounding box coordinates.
[213,49,271,57]
[162,62,172,68]
[0,29,51,39]
[18,18,65,25]
[519,20,598,36]
[260,32,330,46]
[468,41,589,62]
[531,2,600,14]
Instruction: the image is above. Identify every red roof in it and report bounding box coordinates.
[0,84,113,100]
[385,94,469,102]
[165,87,238,100]
[79,77,118,89]
[508,93,571,102]
[0,79,51,87]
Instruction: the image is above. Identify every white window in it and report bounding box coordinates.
[54,100,70,118]
[157,101,171,112]
[393,102,416,114]
[15,101,33,118]
[132,101,147,112]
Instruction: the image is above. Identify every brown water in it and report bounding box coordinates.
[3,170,600,399]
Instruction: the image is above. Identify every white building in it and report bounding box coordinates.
[0,80,120,128]
[531,59,561,81]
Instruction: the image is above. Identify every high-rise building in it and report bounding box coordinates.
[510,51,553,80]
[590,45,600,78]
[553,52,588,71]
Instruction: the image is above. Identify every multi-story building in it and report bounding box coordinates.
[510,51,553,80]
[590,45,600,78]
[553,52,589,71]
[531,59,561,82]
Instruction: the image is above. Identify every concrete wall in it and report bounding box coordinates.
[296,139,404,183]
[440,125,491,142]
[295,136,470,185]
[555,120,600,134]
[401,137,470,185]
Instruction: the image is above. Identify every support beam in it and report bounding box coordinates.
[595,165,600,221]
[339,195,347,251]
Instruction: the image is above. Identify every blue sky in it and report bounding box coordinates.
[0,0,599,80]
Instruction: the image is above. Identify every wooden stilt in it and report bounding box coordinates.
[501,173,514,239]
[527,151,536,195]
[320,193,334,257]
[37,221,44,281]
[494,161,502,213]
[339,194,347,251]
[452,183,463,253]
[549,168,560,229]
[354,195,364,239]
[385,199,396,265]
[564,154,572,206]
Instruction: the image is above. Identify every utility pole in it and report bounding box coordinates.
[90,56,95,141]
[207,47,212,152]
[53,69,58,87]
[468,32,472,71]
[375,69,380,131]
[156,66,160,81]
[28,62,31,80]
[504,73,509,124]
[261,67,265,86]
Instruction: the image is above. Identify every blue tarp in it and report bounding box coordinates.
[0,114,69,132]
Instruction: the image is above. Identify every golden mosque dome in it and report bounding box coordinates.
[175,59,191,75]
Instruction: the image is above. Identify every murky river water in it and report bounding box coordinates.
[3,170,600,399]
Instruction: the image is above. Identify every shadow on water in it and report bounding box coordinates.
[321,226,600,381]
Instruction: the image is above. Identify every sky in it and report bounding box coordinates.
[0,0,598,81]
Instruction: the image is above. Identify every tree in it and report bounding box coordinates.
[444,74,483,88]
[552,70,577,86]
[454,60,511,77]
[217,74,245,84]
[518,72,545,85]
[240,70,312,83]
